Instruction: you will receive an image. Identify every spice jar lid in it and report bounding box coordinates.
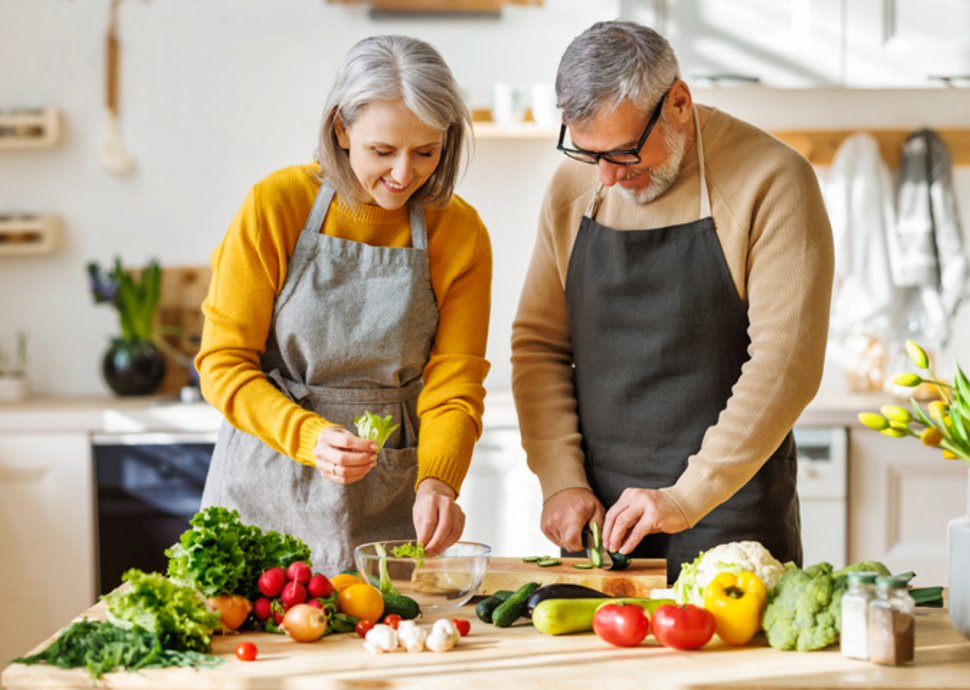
[874,575,911,589]
[846,571,879,584]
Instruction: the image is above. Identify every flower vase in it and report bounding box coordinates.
[102,339,166,396]
[949,466,970,640]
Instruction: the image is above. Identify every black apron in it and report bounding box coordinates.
[563,108,801,583]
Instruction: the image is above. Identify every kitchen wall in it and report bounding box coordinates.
[2,0,969,397]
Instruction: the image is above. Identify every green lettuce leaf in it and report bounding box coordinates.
[354,411,401,451]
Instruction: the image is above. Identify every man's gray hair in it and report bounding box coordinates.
[556,20,680,126]
[317,35,471,207]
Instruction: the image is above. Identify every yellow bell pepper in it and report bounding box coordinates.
[703,571,767,646]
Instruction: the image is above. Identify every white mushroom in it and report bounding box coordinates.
[426,619,460,652]
[363,624,399,654]
[396,620,428,653]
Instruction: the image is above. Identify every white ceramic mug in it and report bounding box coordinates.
[491,83,525,126]
[531,82,560,128]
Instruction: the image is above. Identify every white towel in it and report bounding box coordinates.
[824,132,901,338]
[893,129,969,345]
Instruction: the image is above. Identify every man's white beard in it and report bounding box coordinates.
[615,123,688,205]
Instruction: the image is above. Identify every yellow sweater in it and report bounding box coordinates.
[197,164,492,495]
[511,107,834,526]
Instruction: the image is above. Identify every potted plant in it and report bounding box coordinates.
[858,339,970,640]
[0,331,28,402]
[87,257,166,396]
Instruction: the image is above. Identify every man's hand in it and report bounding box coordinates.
[541,487,604,553]
[602,488,689,554]
[413,478,465,556]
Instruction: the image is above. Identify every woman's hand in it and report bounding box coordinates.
[413,478,465,555]
[314,426,377,484]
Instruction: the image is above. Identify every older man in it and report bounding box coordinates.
[511,20,834,581]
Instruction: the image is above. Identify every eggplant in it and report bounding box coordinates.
[525,583,609,616]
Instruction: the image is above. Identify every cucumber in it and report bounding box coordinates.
[531,597,674,635]
[474,590,514,623]
[491,581,540,628]
[381,591,421,620]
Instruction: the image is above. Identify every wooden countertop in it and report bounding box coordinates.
[3,601,969,690]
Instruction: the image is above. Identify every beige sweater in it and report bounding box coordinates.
[510,106,835,527]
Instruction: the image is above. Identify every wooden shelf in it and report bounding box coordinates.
[771,128,970,167]
[0,214,59,256]
[0,108,61,149]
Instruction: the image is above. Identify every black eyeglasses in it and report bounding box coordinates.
[557,88,671,166]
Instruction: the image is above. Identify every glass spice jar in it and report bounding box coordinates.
[841,571,878,660]
[867,575,916,666]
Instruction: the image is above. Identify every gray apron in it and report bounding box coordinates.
[564,109,801,583]
[201,179,440,575]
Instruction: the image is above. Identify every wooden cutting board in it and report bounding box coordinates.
[480,557,667,597]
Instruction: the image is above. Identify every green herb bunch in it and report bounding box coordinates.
[87,257,161,342]
[858,340,970,465]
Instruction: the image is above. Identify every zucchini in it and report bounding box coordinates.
[491,581,540,628]
[474,590,514,623]
[526,583,608,616]
[531,597,674,635]
[606,552,631,571]
[381,591,421,620]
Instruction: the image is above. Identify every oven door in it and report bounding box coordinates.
[91,431,217,595]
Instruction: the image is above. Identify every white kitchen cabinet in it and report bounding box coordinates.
[644,0,843,87]
[848,429,968,586]
[0,433,96,667]
[844,0,970,87]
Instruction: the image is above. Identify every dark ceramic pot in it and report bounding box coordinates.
[102,339,166,396]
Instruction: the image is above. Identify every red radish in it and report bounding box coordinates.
[273,610,284,625]
[253,597,272,622]
[307,574,334,598]
[281,581,307,607]
[287,561,312,584]
[258,567,287,597]
[306,598,324,609]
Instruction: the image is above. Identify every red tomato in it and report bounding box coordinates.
[382,614,402,630]
[235,641,258,662]
[592,603,650,647]
[451,618,471,637]
[355,619,376,638]
[650,604,716,650]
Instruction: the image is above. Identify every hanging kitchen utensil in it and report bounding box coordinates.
[99,0,134,174]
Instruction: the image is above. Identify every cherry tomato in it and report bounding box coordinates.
[355,619,376,638]
[451,618,471,637]
[650,603,716,650]
[382,614,402,629]
[592,603,650,647]
[235,641,258,662]
[337,582,384,622]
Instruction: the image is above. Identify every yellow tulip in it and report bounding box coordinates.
[920,427,943,446]
[858,412,889,431]
[892,373,923,387]
[881,405,912,423]
[928,401,949,422]
[942,449,958,460]
[881,428,906,438]
[905,340,929,369]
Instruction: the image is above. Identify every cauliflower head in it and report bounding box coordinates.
[674,540,789,606]
[762,562,843,652]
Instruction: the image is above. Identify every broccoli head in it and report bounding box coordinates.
[762,561,844,651]
[832,561,891,578]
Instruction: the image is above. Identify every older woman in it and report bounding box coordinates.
[197,35,491,575]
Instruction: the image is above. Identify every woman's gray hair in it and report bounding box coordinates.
[316,35,471,208]
[556,20,680,126]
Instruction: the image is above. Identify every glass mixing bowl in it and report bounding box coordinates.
[353,540,491,616]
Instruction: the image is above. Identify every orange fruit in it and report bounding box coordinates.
[329,573,361,594]
[337,582,384,622]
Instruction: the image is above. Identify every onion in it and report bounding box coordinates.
[207,594,253,632]
[282,603,328,642]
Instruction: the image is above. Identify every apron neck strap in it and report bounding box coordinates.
[694,107,711,219]
[310,179,429,250]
